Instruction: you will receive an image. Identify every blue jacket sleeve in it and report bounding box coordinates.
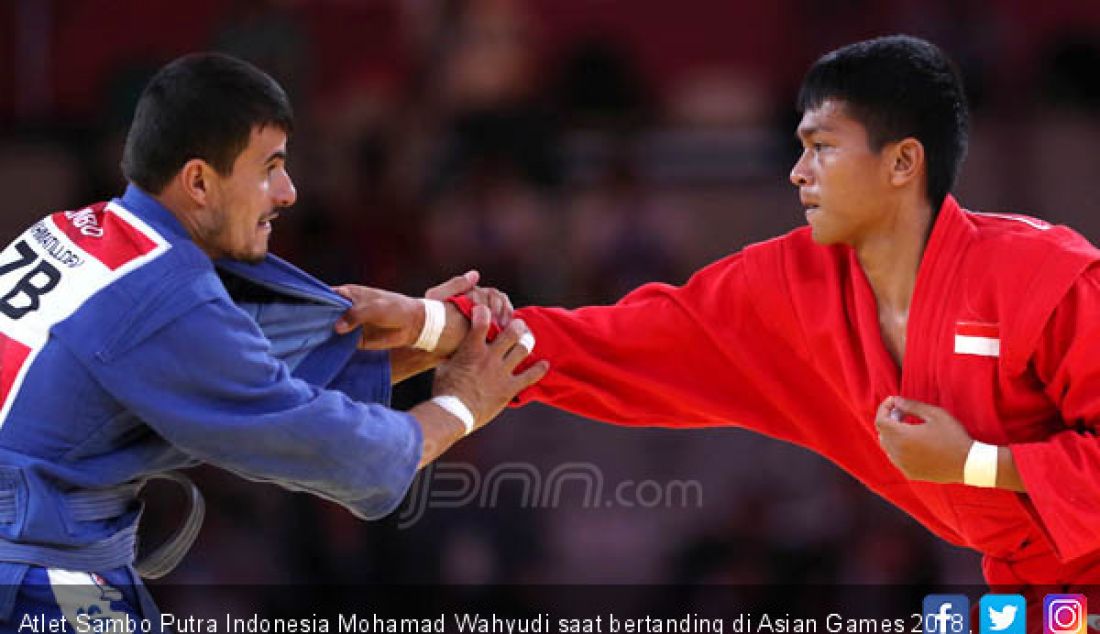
[327,350,395,406]
[90,296,422,520]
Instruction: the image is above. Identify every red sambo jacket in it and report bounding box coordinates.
[461,195,1100,587]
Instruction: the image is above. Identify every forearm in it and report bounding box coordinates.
[390,348,441,384]
[995,446,1026,492]
[432,303,473,356]
[390,304,472,384]
[962,440,1026,492]
[408,400,468,469]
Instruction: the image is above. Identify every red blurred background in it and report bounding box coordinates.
[2,0,1099,591]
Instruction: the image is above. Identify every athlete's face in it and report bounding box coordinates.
[198,125,296,263]
[790,99,897,246]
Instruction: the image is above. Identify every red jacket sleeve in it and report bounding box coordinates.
[466,251,820,439]
[1012,264,1100,562]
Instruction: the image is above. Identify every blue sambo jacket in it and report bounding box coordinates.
[0,186,422,613]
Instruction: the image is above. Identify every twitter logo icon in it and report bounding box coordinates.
[982,594,1027,634]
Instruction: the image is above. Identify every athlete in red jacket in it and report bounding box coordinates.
[340,36,1100,598]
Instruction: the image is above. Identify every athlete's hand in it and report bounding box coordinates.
[425,270,513,327]
[424,271,515,356]
[333,285,422,349]
[874,396,973,484]
[334,270,513,352]
[432,305,548,430]
[424,270,481,303]
[333,271,479,349]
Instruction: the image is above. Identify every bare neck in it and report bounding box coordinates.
[854,200,935,314]
[152,185,220,259]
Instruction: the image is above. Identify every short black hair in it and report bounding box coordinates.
[121,52,293,194]
[797,35,968,209]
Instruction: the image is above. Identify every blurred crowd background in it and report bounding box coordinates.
[3,0,1100,594]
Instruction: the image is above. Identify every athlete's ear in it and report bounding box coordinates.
[889,138,924,188]
[178,159,216,208]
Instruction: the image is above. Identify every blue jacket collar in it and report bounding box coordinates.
[118,184,194,244]
[216,257,350,309]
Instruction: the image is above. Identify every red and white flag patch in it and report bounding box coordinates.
[51,202,159,271]
[954,322,1000,357]
[0,202,169,426]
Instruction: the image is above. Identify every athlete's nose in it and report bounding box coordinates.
[273,170,297,208]
[790,150,812,187]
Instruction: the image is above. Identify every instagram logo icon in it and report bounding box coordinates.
[1045,595,1087,634]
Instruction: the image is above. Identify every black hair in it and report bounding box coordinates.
[121,52,293,194]
[797,35,968,209]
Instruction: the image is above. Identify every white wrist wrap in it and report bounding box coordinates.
[517,332,536,354]
[963,441,998,488]
[413,299,446,351]
[431,395,475,436]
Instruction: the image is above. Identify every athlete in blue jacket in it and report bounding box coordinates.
[0,53,546,628]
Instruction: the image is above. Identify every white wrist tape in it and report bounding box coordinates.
[431,395,475,436]
[517,332,536,354]
[413,299,446,351]
[963,441,998,488]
